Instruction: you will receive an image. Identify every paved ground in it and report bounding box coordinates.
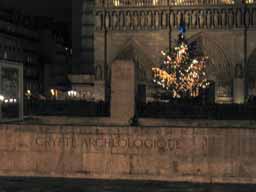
[0,177,255,192]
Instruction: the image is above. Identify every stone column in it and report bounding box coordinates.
[72,0,83,74]
[72,0,95,74]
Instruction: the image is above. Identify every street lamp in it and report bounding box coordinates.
[68,90,78,98]
[50,89,55,97]
[50,89,58,100]
[25,90,32,100]
[0,95,4,102]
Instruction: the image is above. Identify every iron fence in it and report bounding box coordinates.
[137,102,256,120]
[24,99,256,120]
[24,100,110,117]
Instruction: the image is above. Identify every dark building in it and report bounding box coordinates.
[0,8,71,97]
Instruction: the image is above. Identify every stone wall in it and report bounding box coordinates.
[95,30,169,82]
[0,124,256,184]
[95,29,256,81]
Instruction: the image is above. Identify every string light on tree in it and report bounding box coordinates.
[152,22,210,98]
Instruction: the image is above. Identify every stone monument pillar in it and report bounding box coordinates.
[233,64,245,104]
[111,60,136,124]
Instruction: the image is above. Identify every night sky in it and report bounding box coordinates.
[0,0,71,22]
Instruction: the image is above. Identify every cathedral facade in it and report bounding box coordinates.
[73,0,256,103]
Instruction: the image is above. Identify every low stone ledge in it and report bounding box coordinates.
[15,116,256,129]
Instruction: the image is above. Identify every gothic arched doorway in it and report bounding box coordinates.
[188,33,234,103]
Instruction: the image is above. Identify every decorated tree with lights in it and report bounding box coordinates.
[152,23,210,99]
